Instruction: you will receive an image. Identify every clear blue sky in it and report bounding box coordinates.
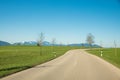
[0,0,120,47]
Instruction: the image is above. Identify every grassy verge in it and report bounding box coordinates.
[87,48,120,68]
[0,46,80,78]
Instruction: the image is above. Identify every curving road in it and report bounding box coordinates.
[1,49,120,80]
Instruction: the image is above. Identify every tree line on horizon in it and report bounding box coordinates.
[37,32,95,48]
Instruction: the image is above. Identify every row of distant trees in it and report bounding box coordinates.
[37,32,57,55]
[37,32,56,46]
[37,32,95,47]
[37,32,118,57]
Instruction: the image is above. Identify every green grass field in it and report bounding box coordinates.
[87,48,120,68]
[0,46,80,78]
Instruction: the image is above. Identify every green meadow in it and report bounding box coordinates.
[0,46,80,78]
[87,48,120,68]
[1,46,120,78]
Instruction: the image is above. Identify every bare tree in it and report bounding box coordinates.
[114,40,117,56]
[51,38,56,53]
[67,42,70,47]
[59,42,63,46]
[37,32,45,55]
[51,38,56,46]
[81,43,84,48]
[37,32,44,46]
[86,33,94,48]
[99,41,103,52]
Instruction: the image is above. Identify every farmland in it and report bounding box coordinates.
[87,48,120,68]
[0,46,80,78]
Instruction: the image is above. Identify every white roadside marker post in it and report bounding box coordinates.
[53,52,56,57]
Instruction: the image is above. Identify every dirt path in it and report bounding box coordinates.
[1,49,120,80]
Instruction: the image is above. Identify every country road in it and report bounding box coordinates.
[1,49,120,80]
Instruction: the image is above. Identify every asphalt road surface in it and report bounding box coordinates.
[1,49,120,80]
